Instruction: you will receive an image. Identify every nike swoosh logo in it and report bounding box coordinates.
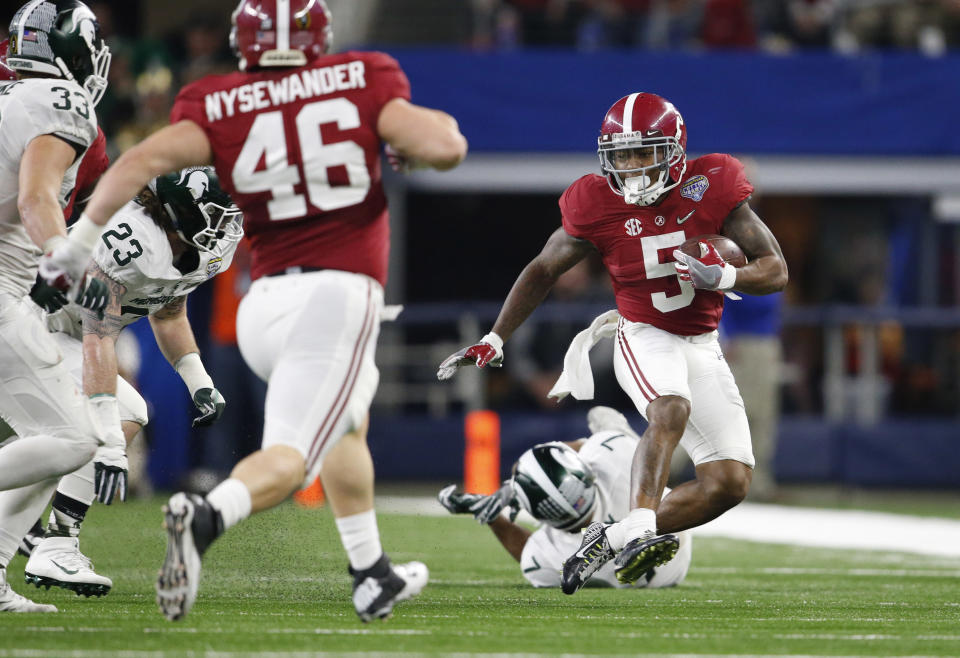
[51,559,79,575]
[677,210,695,224]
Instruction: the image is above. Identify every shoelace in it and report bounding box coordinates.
[51,548,95,571]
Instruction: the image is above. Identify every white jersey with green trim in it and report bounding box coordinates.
[49,201,236,338]
[519,429,693,589]
[0,78,97,297]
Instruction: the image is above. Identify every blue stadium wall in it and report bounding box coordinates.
[390,49,960,155]
[139,51,960,489]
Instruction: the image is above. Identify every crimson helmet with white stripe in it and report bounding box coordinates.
[230,0,332,72]
[598,92,688,206]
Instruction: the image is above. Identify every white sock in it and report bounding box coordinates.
[56,459,96,505]
[335,509,382,572]
[606,507,657,552]
[206,478,252,531]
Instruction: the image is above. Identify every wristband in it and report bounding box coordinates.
[42,234,67,255]
[718,263,737,291]
[68,213,104,254]
[174,352,214,396]
[480,331,504,353]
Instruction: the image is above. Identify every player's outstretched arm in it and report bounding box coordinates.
[377,98,467,172]
[720,202,788,295]
[488,517,533,563]
[149,296,225,428]
[84,121,213,227]
[80,264,129,504]
[437,227,594,380]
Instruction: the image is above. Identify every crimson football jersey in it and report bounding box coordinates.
[561,153,753,336]
[64,127,108,223]
[170,51,411,285]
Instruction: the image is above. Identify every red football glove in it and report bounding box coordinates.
[672,242,737,291]
[436,332,504,381]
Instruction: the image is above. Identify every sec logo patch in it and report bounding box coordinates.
[624,218,642,236]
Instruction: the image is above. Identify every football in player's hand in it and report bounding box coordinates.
[677,234,747,267]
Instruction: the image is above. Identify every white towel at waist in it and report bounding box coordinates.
[548,309,621,402]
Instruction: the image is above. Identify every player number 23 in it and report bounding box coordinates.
[231,98,371,220]
[641,231,694,313]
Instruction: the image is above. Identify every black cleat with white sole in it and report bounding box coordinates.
[156,493,222,621]
[350,554,428,622]
[560,522,616,595]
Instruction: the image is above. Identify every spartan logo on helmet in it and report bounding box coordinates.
[151,167,244,258]
[7,0,111,106]
[511,442,598,531]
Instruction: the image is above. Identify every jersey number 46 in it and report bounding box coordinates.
[231,98,370,220]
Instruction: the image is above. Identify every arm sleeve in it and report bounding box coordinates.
[10,82,97,154]
[715,154,754,226]
[559,178,589,240]
[366,52,412,110]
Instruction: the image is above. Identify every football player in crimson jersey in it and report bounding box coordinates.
[438,92,787,593]
[77,0,467,622]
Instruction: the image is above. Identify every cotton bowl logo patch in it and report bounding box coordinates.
[680,175,709,202]
[655,215,665,226]
[624,217,642,236]
[206,257,223,278]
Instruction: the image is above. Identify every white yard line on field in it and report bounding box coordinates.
[376,496,960,559]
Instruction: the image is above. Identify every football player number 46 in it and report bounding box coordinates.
[231,98,371,219]
[642,232,695,312]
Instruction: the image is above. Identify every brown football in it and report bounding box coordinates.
[677,234,747,268]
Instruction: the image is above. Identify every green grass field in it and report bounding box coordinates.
[2,496,959,657]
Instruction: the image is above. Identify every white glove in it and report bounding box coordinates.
[37,215,103,297]
[437,332,504,381]
[90,395,128,505]
[38,236,91,299]
[672,243,737,291]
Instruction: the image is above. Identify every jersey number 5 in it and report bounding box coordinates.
[641,231,694,312]
[231,98,371,220]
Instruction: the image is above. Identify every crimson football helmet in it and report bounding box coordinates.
[230,0,333,71]
[598,92,688,206]
[0,39,15,81]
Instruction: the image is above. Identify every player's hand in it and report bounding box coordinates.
[191,387,226,428]
[93,443,128,505]
[37,236,90,300]
[436,332,504,381]
[29,275,69,313]
[384,144,410,173]
[438,482,518,524]
[672,242,737,291]
[76,276,108,320]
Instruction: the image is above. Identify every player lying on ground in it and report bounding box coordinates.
[439,407,691,589]
[1,167,239,608]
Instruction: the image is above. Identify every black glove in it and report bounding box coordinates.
[76,276,108,320]
[438,482,518,524]
[29,275,69,313]
[192,388,226,428]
